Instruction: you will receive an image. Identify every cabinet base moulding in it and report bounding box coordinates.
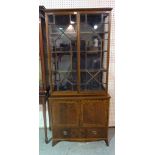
[52,138,109,146]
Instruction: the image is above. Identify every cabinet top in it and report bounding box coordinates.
[44,8,112,13]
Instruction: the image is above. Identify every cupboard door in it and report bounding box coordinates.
[79,13,110,91]
[81,99,109,127]
[51,100,80,127]
[47,13,78,92]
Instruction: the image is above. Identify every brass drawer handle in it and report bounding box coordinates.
[63,130,68,136]
[92,130,97,135]
[80,131,85,135]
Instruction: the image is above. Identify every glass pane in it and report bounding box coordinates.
[48,14,77,91]
[48,15,53,24]
[53,71,77,91]
[80,13,109,91]
[80,71,105,90]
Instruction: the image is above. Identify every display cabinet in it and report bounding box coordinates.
[45,8,112,146]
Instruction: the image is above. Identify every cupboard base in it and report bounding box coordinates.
[49,95,110,147]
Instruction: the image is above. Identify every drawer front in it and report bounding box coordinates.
[53,128,86,139]
[53,128,71,138]
[86,128,106,138]
[53,127,106,139]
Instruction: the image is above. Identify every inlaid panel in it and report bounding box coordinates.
[81,99,109,127]
[51,100,80,127]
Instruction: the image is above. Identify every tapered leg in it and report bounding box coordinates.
[105,139,109,146]
[42,96,48,144]
[47,99,51,131]
[52,140,60,146]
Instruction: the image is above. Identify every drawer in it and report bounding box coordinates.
[53,128,86,139]
[53,128,71,138]
[78,128,86,138]
[86,128,106,138]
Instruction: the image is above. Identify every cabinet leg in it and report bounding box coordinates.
[105,139,109,146]
[47,100,51,131]
[52,140,60,146]
[42,97,48,144]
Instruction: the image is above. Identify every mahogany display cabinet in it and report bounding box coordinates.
[44,8,112,146]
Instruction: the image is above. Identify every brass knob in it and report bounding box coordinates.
[92,130,97,135]
[63,130,68,136]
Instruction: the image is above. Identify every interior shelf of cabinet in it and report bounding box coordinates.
[48,23,77,25]
[80,83,106,85]
[47,22,107,26]
[51,50,107,54]
[53,68,107,73]
[80,51,102,53]
[49,32,108,35]
[80,22,109,24]
[81,69,107,72]
[53,83,77,86]
[51,51,77,54]
[81,50,108,53]
[80,31,108,34]
[80,51,102,54]
[50,32,76,35]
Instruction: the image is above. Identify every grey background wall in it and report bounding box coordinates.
[39,0,115,127]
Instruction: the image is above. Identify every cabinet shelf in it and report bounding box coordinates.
[48,23,77,25]
[80,50,107,53]
[49,32,108,35]
[80,31,108,34]
[51,50,107,54]
[50,32,76,35]
[53,69,107,73]
[51,51,77,54]
[81,69,107,72]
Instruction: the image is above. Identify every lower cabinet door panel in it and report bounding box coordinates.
[81,99,109,127]
[51,99,80,127]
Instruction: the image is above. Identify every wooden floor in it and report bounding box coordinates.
[39,127,115,155]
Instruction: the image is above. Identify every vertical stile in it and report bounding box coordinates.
[45,13,53,92]
[106,12,111,93]
[39,17,46,89]
[77,12,81,92]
